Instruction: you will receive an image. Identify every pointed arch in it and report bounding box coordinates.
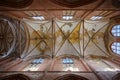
[1,74,31,80]
[54,74,89,80]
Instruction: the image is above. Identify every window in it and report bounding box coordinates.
[62,57,79,71]
[110,24,120,55]
[23,58,44,71]
[62,57,74,64]
[111,42,120,55]
[111,25,120,37]
[32,16,45,20]
[62,15,73,20]
[32,58,44,64]
[90,16,103,20]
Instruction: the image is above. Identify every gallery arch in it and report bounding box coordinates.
[112,73,120,80]
[0,74,30,80]
[54,74,89,80]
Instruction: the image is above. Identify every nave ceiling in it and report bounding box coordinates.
[0,0,120,60]
[0,1,120,79]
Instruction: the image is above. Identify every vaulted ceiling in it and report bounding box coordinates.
[0,0,120,60]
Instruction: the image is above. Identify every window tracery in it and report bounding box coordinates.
[111,24,120,55]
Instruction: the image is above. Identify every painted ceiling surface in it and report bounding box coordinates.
[14,19,110,59]
[0,16,120,73]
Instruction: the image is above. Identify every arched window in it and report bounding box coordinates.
[62,57,74,64]
[111,25,120,37]
[23,58,44,71]
[109,24,120,55]
[111,42,120,55]
[62,57,79,71]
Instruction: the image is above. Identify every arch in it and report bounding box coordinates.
[104,20,120,57]
[0,15,28,59]
[49,0,97,8]
[1,74,31,80]
[0,0,33,8]
[112,73,120,80]
[0,16,17,58]
[54,74,89,80]
[25,54,51,61]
